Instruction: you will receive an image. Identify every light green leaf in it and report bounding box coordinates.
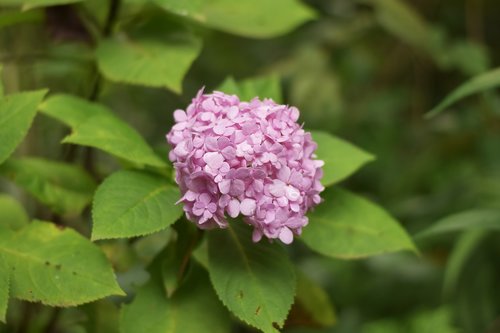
[294,270,336,327]
[218,75,283,103]
[311,131,375,186]
[92,170,183,240]
[0,254,9,322]
[0,194,29,231]
[0,0,81,9]
[207,222,296,333]
[416,209,500,239]
[0,89,47,165]
[154,0,316,38]
[0,158,96,216]
[0,221,124,306]
[121,262,230,333]
[301,188,417,259]
[39,94,166,168]
[426,68,500,117]
[95,19,202,93]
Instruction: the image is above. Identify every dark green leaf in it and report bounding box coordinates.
[293,270,336,327]
[427,68,500,117]
[0,157,96,216]
[120,262,230,333]
[311,131,375,186]
[443,230,487,298]
[0,221,124,306]
[161,222,200,297]
[301,188,417,259]
[92,170,183,240]
[208,222,295,333]
[0,89,47,165]
[39,94,167,168]
[154,0,316,38]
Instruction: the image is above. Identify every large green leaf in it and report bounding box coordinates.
[39,94,166,168]
[95,19,202,93]
[416,209,500,239]
[120,262,230,333]
[311,131,375,186]
[217,76,283,103]
[207,222,296,333]
[0,254,9,322]
[92,170,182,240]
[0,221,124,306]
[426,68,500,117]
[0,194,29,231]
[154,0,316,38]
[0,89,47,165]
[0,158,96,216]
[0,0,81,9]
[301,188,417,259]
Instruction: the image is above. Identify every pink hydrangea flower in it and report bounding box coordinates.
[166,88,324,244]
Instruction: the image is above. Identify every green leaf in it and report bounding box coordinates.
[0,0,81,9]
[293,270,336,327]
[0,65,4,96]
[367,0,434,55]
[301,188,417,259]
[0,157,96,216]
[426,68,500,117]
[120,261,230,333]
[39,94,167,168]
[0,194,29,231]
[95,19,202,93]
[415,209,500,239]
[154,0,316,38]
[218,75,283,103]
[161,222,200,297]
[311,131,375,186]
[0,221,124,306]
[0,9,44,30]
[443,230,487,298]
[207,222,296,333]
[0,89,47,165]
[92,170,183,240]
[0,254,9,322]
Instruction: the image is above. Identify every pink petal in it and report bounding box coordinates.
[218,179,231,194]
[240,198,256,216]
[203,152,224,170]
[227,199,240,218]
[268,180,286,197]
[278,227,293,244]
[173,110,187,122]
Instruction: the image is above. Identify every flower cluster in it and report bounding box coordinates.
[166,88,324,244]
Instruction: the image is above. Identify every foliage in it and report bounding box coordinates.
[1,0,499,332]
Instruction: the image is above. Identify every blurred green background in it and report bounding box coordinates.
[1,0,500,332]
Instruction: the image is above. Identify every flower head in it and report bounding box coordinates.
[166,88,324,244]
